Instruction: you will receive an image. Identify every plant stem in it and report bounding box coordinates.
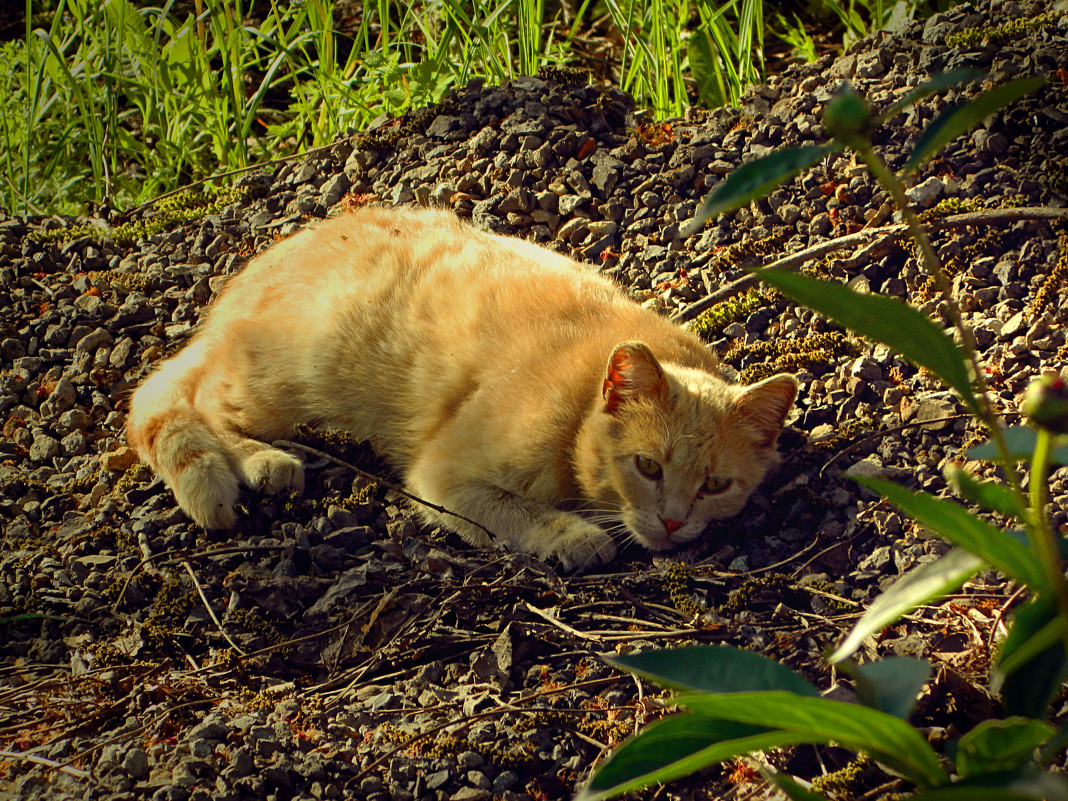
[855,145,1018,477]
[858,142,1068,658]
[1028,428,1068,658]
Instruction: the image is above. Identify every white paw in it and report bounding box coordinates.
[174,452,240,529]
[241,449,305,495]
[549,516,617,572]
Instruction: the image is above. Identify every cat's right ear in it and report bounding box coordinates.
[602,342,666,415]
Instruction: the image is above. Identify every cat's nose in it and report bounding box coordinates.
[661,517,685,535]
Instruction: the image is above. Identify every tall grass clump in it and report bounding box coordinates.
[2,0,941,217]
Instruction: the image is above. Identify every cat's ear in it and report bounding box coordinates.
[733,373,798,446]
[602,342,666,415]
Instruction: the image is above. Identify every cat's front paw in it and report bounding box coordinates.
[174,451,240,529]
[549,517,617,572]
[240,449,305,495]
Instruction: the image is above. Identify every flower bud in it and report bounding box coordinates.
[1023,374,1068,434]
[823,84,873,142]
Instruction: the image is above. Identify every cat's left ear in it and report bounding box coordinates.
[602,342,667,415]
[733,374,798,446]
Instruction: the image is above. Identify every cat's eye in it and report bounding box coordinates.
[635,455,663,479]
[701,476,732,494]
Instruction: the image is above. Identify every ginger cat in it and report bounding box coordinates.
[126,206,797,570]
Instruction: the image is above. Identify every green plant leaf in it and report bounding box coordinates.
[754,268,981,415]
[878,68,985,122]
[855,477,1046,589]
[907,766,1068,801]
[830,548,984,663]
[579,713,807,801]
[843,657,931,719]
[676,691,948,788]
[966,425,1068,465]
[994,595,1068,718]
[956,717,1055,778]
[682,144,838,235]
[944,463,1028,521]
[905,76,1045,175]
[604,644,820,696]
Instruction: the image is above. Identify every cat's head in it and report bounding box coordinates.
[577,341,798,552]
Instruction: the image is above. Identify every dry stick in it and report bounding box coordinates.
[0,749,92,781]
[62,697,216,777]
[695,534,822,576]
[273,440,499,542]
[988,585,1028,655]
[111,544,287,612]
[673,206,1068,324]
[180,560,247,656]
[523,602,605,642]
[190,599,380,675]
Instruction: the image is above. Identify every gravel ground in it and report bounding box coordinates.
[3,1,1068,799]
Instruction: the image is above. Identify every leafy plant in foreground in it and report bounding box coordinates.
[582,72,1068,800]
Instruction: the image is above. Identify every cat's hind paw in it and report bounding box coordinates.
[549,517,617,572]
[240,448,306,495]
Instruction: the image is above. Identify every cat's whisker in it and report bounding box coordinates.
[582,512,623,525]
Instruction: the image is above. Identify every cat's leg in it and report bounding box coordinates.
[405,464,616,570]
[127,385,241,529]
[128,341,306,528]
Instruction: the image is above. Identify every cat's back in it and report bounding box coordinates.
[221,205,615,313]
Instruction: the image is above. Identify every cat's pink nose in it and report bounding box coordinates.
[662,518,685,535]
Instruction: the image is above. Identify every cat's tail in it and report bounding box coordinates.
[125,343,242,529]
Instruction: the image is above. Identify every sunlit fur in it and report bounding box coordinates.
[126,206,797,571]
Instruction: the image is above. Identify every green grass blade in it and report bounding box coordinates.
[752,267,981,415]
[829,548,984,663]
[764,771,835,801]
[682,144,837,235]
[32,28,106,201]
[605,644,820,696]
[677,692,948,788]
[906,76,1045,176]
[908,770,1068,801]
[994,594,1068,718]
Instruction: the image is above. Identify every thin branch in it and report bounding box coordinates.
[274,440,499,541]
[816,413,973,477]
[347,676,620,784]
[121,133,360,218]
[0,749,93,781]
[674,206,1068,323]
[181,560,247,656]
[523,602,604,642]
